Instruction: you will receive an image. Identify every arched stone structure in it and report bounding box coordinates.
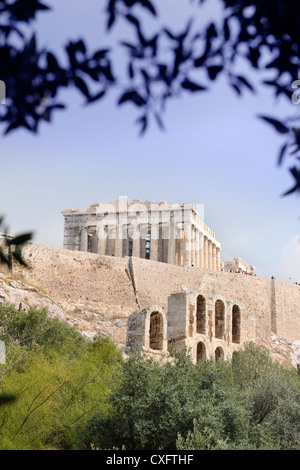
[126,305,168,357]
[232,305,241,344]
[196,295,206,334]
[149,311,164,350]
[196,341,206,362]
[215,299,225,339]
[215,346,224,361]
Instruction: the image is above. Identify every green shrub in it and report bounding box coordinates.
[0,303,122,450]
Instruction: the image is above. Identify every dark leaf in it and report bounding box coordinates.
[126,14,140,28]
[7,233,32,246]
[154,113,165,131]
[278,143,288,166]
[73,76,90,98]
[164,28,177,41]
[0,394,17,406]
[107,11,115,30]
[128,62,134,78]
[118,90,147,107]
[224,18,230,41]
[259,116,290,134]
[236,75,255,92]
[93,49,110,60]
[282,167,300,196]
[206,23,217,40]
[231,83,241,95]
[86,90,106,104]
[181,79,207,92]
[12,250,28,268]
[76,40,86,55]
[136,114,148,135]
[207,65,223,81]
[0,250,8,266]
[140,0,156,16]
[47,52,59,71]
[194,55,206,67]
[247,47,260,68]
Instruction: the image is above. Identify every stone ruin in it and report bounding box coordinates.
[126,288,255,363]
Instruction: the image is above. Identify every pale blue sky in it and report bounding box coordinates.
[1,0,300,282]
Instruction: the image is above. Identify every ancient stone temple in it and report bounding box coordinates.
[62,198,222,268]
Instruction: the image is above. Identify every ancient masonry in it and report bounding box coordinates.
[60,198,300,365]
[62,198,221,268]
[2,242,299,367]
[126,290,255,364]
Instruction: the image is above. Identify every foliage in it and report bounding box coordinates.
[86,350,202,450]
[0,218,32,270]
[0,1,299,194]
[0,303,122,449]
[0,303,299,451]
[85,343,300,451]
[231,341,274,389]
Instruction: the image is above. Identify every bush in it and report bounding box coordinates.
[0,303,123,449]
[85,344,300,451]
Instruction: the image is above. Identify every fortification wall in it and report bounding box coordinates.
[130,257,300,348]
[6,243,300,353]
[272,279,300,341]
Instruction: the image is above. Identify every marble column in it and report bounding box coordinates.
[199,232,204,268]
[114,225,123,257]
[216,247,221,271]
[204,236,208,268]
[195,229,200,267]
[168,223,176,265]
[190,226,196,266]
[208,240,212,270]
[183,222,192,267]
[132,225,140,258]
[81,227,88,252]
[122,225,129,257]
[212,244,217,271]
[97,228,107,255]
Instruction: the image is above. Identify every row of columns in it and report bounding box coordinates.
[83,223,221,270]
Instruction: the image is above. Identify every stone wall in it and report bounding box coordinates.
[129,257,300,351]
[4,243,299,360]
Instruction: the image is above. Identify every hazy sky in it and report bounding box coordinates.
[1,0,300,282]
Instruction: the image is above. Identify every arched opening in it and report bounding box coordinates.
[215,300,225,339]
[215,347,224,362]
[149,311,164,350]
[196,342,206,362]
[232,305,241,344]
[196,295,206,334]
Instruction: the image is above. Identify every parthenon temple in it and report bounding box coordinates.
[62,198,222,269]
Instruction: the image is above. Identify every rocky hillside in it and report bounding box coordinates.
[1,243,139,344]
[0,242,299,368]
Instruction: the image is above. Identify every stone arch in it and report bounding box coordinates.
[149,311,164,350]
[215,299,225,339]
[215,346,224,362]
[196,295,206,334]
[196,341,206,362]
[232,305,241,344]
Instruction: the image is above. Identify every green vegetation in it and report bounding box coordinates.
[0,303,122,450]
[86,344,300,451]
[0,303,300,450]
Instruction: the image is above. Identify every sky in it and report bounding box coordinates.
[1,0,300,282]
